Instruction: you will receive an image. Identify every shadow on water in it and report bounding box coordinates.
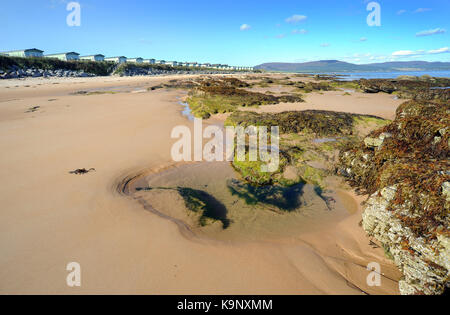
[136,186,230,229]
[177,187,230,229]
[314,186,336,211]
[227,179,306,212]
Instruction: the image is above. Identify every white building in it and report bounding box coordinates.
[80,54,105,62]
[143,59,156,64]
[45,52,80,61]
[1,48,44,58]
[128,57,144,63]
[104,56,127,64]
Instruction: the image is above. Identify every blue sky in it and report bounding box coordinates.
[1,0,449,66]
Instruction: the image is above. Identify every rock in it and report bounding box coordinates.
[339,97,449,295]
[397,75,418,81]
[442,182,450,201]
[363,186,449,295]
[364,133,391,149]
[364,137,383,148]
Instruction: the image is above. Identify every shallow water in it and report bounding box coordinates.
[332,71,450,81]
[178,100,195,121]
[312,138,337,144]
[130,161,352,241]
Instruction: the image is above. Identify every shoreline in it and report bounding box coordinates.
[0,73,403,294]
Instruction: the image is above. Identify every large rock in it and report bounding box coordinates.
[363,185,449,295]
[338,97,449,295]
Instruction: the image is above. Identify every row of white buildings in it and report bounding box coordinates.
[0,48,254,71]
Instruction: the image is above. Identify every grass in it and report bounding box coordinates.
[114,63,250,75]
[0,55,116,76]
[0,55,252,77]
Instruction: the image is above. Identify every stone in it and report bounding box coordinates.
[364,137,384,148]
[364,132,392,149]
[442,182,450,201]
[362,185,449,295]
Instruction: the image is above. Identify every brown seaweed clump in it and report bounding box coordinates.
[227,110,380,136]
[338,95,449,295]
[339,99,449,233]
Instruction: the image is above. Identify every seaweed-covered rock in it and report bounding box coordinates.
[187,78,304,119]
[364,132,392,149]
[359,79,396,94]
[357,77,450,99]
[227,110,379,136]
[295,81,337,92]
[363,185,449,295]
[227,110,387,189]
[338,96,450,295]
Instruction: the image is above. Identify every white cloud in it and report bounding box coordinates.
[276,34,286,39]
[392,50,417,56]
[416,28,446,37]
[392,47,449,57]
[414,8,432,13]
[360,37,368,42]
[285,15,307,24]
[397,10,407,15]
[320,43,330,47]
[428,47,449,54]
[240,24,251,31]
[292,29,308,35]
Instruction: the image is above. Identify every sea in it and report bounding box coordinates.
[311,71,450,81]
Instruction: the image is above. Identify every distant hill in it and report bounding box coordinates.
[254,60,450,73]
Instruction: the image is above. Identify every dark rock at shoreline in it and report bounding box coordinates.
[356,77,450,98]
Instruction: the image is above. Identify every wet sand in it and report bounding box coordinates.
[0,74,402,294]
[236,90,403,121]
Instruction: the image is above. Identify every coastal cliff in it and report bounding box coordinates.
[338,95,449,295]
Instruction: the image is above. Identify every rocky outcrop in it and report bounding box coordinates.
[0,66,95,79]
[363,185,449,295]
[357,78,450,99]
[338,96,449,295]
[0,65,245,80]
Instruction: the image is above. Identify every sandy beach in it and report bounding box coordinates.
[0,74,404,294]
